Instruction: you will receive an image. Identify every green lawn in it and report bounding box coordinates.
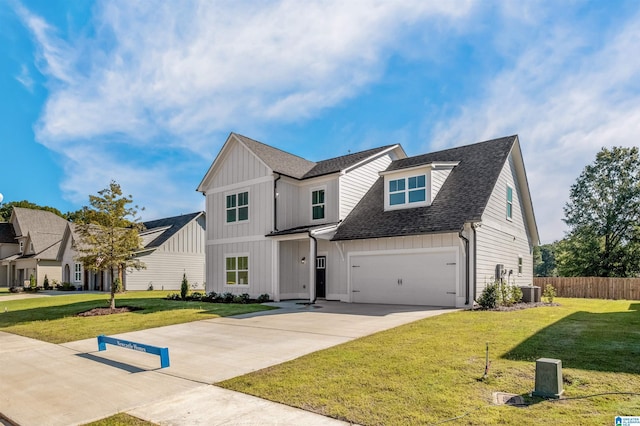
[220,298,640,425]
[82,413,155,426]
[0,291,274,343]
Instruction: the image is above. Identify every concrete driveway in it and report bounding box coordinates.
[0,301,456,425]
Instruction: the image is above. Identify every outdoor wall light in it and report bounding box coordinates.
[301,257,306,264]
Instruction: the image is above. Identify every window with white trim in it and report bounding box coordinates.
[389,175,426,206]
[225,255,249,286]
[506,186,513,220]
[74,263,82,282]
[312,189,325,220]
[518,255,523,275]
[19,241,24,253]
[226,191,249,223]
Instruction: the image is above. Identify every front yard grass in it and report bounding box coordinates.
[0,291,274,343]
[220,298,640,425]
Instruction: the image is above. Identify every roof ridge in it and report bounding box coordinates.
[232,132,315,165]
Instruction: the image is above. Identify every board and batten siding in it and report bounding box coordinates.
[126,216,206,291]
[210,141,271,188]
[339,155,393,220]
[206,239,273,297]
[475,152,534,299]
[278,240,310,299]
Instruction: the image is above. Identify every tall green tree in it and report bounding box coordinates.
[534,243,558,277]
[0,200,65,222]
[74,181,145,309]
[560,146,640,277]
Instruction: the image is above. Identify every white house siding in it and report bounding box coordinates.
[336,233,467,307]
[275,178,300,231]
[431,169,453,202]
[297,178,339,225]
[206,239,273,298]
[339,155,393,220]
[207,180,274,240]
[278,240,310,299]
[125,216,206,291]
[475,152,534,299]
[211,141,271,188]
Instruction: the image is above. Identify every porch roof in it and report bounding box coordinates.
[266,222,340,238]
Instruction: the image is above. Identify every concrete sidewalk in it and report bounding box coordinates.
[0,301,455,425]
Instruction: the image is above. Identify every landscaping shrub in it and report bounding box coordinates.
[113,277,123,293]
[477,281,523,309]
[257,293,271,303]
[181,273,189,300]
[543,284,556,303]
[189,291,204,301]
[43,275,50,290]
[9,286,23,293]
[29,274,36,291]
[57,282,76,291]
[222,292,235,303]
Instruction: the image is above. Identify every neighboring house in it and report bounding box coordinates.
[197,133,539,307]
[0,207,67,287]
[0,222,18,287]
[58,212,205,291]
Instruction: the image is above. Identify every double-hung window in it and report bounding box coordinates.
[226,191,249,223]
[74,263,82,282]
[389,175,426,206]
[518,256,523,275]
[506,186,513,220]
[226,255,249,285]
[312,189,325,220]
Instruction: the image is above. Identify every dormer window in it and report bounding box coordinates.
[19,241,23,253]
[382,161,458,212]
[389,175,426,205]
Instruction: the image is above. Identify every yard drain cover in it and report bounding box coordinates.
[492,392,524,406]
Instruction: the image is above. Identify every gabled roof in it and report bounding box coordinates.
[141,211,204,249]
[197,132,405,190]
[10,207,68,260]
[333,135,521,241]
[0,223,16,243]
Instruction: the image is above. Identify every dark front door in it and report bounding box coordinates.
[316,256,326,298]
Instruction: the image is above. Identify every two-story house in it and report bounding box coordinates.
[197,133,539,308]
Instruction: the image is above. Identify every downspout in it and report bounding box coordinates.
[308,230,318,304]
[273,173,281,232]
[472,223,478,305]
[459,228,470,306]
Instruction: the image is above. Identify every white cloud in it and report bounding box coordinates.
[17,0,475,218]
[427,5,640,243]
[15,64,34,91]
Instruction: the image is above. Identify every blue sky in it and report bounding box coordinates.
[1,1,640,244]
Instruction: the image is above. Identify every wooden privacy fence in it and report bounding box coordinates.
[533,277,640,300]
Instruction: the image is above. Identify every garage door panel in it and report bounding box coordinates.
[350,250,456,307]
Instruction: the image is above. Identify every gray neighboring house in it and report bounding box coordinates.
[58,212,206,291]
[0,207,67,287]
[197,133,539,307]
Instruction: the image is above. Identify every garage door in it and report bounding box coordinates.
[350,249,457,306]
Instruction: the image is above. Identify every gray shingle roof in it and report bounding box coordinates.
[234,133,397,180]
[332,135,517,241]
[11,207,68,259]
[141,212,203,249]
[0,223,15,243]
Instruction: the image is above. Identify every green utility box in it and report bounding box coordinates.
[532,358,564,398]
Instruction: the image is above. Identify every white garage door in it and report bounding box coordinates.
[350,249,457,306]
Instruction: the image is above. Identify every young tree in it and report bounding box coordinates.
[74,181,145,310]
[560,146,640,277]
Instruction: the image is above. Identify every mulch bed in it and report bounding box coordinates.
[489,302,559,311]
[77,306,142,317]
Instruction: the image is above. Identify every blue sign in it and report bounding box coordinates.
[97,335,170,368]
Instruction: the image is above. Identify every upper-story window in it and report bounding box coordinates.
[226,191,249,223]
[506,185,513,220]
[19,241,24,253]
[389,175,426,206]
[312,189,325,220]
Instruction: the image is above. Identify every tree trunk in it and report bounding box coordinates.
[109,266,116,310]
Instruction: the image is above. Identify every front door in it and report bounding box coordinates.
[316,256,326,298]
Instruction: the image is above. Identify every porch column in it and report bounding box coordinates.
[308,236,317,301]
